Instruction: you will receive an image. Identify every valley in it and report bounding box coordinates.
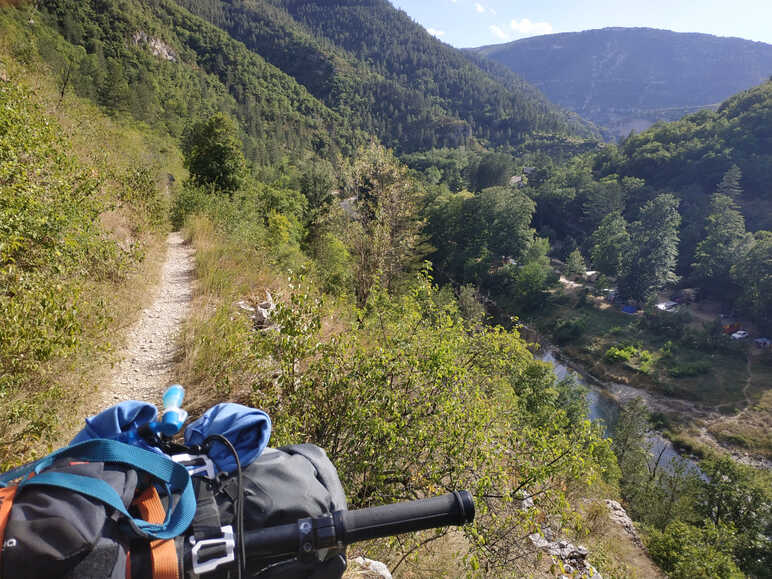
[1,0,770,577]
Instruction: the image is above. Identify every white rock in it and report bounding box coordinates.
[349,557,392,578]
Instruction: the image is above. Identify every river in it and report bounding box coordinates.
[538,349,699,474]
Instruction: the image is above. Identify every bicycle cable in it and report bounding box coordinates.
[204,434,246,579]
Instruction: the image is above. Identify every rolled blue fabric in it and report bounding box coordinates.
[184,403,272,473]
[70,401,161,453]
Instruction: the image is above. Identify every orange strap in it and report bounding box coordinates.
[0,485,18,568]
[134,487,180,579]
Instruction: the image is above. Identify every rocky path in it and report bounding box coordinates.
[100,232,195,408]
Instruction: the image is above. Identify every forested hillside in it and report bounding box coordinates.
[416,81,772,328]
[177,0,594,151]
[22,0,360,164]
[471,27,772,139]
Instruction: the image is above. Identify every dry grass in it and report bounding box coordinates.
[707,371,772,459]
[175,216,286,416]
[573,501,665,579]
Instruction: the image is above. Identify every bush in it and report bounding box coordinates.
[605,345,636,362]
[605,344,655,373]
[171,183,213,229]
[183,274,617,573]
[668,361,711,378]
[647,520,743,579]
[553,316,587,345]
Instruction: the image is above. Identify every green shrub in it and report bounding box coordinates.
[0,78,163,464]
[171,182,214,229]
[553,316,587,345]
[605,345,636,362]
[647,520,743,579]
[605,344,656,373]
[668,361,711,378]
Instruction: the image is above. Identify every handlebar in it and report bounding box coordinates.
[248,490,473,557]
[338,490,475,544]
[184,491,475,573]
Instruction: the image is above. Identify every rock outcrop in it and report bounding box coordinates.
[529,532,602,578]
[132,31,177,62]
[605,500,644,549]
[237,291,277,331]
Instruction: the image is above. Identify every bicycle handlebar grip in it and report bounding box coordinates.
[338,491,475,545]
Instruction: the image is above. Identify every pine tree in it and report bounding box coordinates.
[565,249,587,279]
[619,194,681,302]
[716,164,743,199]
[693,193,751,296]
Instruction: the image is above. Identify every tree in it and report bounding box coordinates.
[480,186,537,262]
[647,520,744,579]
[731,231,772,331]
[716,164,743,199]
[182,114,246,195]
[468,152,514,192]
[590,211,631,277]
[98,57,130,112]
[692,192,751,296]
[619,194,681,302]
[299,158,337,230]
[565,248,587,279]
[581,175,626,230]
[698,456,772,575]
[344,143,424,306]
[612,398,651,492]
[248,275,615,574]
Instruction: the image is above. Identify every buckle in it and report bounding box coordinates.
[171,453,217,478]
[191,525,235,574]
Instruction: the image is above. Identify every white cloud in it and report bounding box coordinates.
[474,2,485,13]
[509,18,553,35]
[489,8,497,15]
[427,27,446,38]
[489,25,511,41]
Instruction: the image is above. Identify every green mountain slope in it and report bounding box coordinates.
[471,27,772,139]
[177,0,594,151]
[611,80,772,229]
[5,0,358,164]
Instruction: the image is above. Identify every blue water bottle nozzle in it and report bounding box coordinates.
[156,384,188,437]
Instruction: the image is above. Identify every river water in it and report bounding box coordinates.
[538,349,698,473]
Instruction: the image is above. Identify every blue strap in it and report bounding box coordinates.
[1,439,195,541]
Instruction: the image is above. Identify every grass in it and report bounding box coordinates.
[571,500,665,579]
[705,353,772,458]
[176,215,289,417]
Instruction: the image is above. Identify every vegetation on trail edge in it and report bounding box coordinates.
[0,53,174,468]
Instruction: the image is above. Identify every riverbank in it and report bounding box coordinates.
[523,325,772,471]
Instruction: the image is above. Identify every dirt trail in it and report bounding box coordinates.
[99,232,195,409]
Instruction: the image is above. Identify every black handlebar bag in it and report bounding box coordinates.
[131,443,348,579]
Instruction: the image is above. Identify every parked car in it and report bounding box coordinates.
[731,330,749,340]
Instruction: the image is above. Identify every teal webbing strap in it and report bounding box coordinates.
[1,439,195,540]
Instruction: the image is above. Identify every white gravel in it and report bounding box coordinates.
[100,232,195,408]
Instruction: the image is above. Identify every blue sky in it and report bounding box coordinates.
[389,0,772,47]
